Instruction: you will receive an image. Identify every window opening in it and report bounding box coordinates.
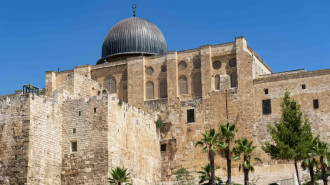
[302,84,306,89]
[71,141,77,152]
[161,144,166,152]
[264,89,269,95]
[262,99,271,115]
[313,99,319,109]
[187,109,195,123]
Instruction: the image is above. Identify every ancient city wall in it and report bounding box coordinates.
[26,93,65,185]
[107,95,161,185]
[61,95,109,184]
[0,95,30,184]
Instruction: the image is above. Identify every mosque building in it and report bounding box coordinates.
[0,7,329,185]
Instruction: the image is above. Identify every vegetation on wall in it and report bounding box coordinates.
[174,167,195,185]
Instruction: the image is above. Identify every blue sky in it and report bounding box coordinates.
[0,0,329,95]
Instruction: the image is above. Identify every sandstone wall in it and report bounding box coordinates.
[107,95,161,185]
[61,95,109,185]
[0,95,30,184]
[27,93,65,185]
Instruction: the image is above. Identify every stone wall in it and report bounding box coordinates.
[61,95,109,185]
[0,95,30,184]
[107,95,161,185]
[27,93,64,185]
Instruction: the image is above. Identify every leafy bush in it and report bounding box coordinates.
[174,167,194,185]
[155,119,163,128]
[302,181,319,185]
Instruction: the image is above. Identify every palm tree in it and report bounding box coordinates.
[218,122,237,184]
[197,163,222,185]
[196,129,221,185]
[314,140,329,185]
[108,167,131,185]
[301,153,319,185]
[233,138,262,185]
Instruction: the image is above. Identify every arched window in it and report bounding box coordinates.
[146,81,154,100]
[215,75,220,90]
[193,72,202,96]
[159,80,168,98]
[104,76,116,94]
[178,76,188,95]
[230,72,238,88]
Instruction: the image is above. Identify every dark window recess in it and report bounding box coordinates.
[15,155,18,160]
[73,128,76,134]
[78,111,81,116]
[313,99,319,109]
[94,108,97,113]
[262,99,272,115]
[187,109,195,123]
[161,144,166,152]
[71,141,77,152]
[302,84,306,89]
[264,89,269,95]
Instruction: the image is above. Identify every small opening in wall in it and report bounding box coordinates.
[71,141,77,152]
[73,128,76,134]
[161,144,166,152]
[264,89,269,95]
[302,84,306,89]
[313,99,319,109]
[187,109,195,123]
[78,111,81,116]
[15,155,18,160]
[94,108,97,114]
[262,99,271,115]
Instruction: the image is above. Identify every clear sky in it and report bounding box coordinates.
[0,0,329,95]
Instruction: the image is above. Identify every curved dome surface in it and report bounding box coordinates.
[102,17,168,59]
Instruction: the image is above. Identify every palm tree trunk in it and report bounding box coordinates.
[320,156,328,185]
[226,141,231,184]
[309,166,315,185]
[209,149,215,185]
[244,168,249,185]
[294,159,301,185]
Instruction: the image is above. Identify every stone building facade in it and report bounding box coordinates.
[0,16,329,184]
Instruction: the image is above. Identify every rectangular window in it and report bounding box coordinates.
[187,109,195,123]
[264,89,268,95]
[78,111,81,116]
[71,141,77,152]
[73,128,76,134]
[94,108,97,114]
[313,99,319,109]
[302,84,306,89]
[262,99,271,115]
[161,144,166,152]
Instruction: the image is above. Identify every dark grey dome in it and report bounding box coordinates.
[101,17,168,60]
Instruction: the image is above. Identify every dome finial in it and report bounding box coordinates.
[132,4,137,17]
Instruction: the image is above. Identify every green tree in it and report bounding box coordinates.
[108,167,131,185]
[262,91,314,185]
[196,129,221,185]
[174,167,195,185]
[314,139,329,185]
[218,122,237,184]
[197,163,222,185]
[233,138,262,185]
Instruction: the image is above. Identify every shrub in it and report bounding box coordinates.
[155,119,163,128]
